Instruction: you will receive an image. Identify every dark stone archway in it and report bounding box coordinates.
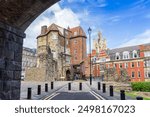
[66,70,71,81]
[0,0,60,99]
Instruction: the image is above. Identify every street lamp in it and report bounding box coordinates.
[88,27,92,85]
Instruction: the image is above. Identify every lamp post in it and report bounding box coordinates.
[88,27,92,85]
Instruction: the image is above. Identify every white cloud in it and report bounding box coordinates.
[119,29,150,47]
[24,3,80,48]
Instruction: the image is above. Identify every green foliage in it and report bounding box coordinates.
[131,82,150,92]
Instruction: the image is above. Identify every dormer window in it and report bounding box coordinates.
[123,51,129,59]
[116,52,120,60]
[133,50,138,58]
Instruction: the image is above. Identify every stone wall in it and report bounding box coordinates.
[0,22,25,99]
[25,68,46,82]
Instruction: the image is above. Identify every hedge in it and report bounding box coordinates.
[131,82,150,92]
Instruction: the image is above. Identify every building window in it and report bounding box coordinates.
[74,49,77,54]
[114,63,117,68]
[138,71,141,78]
[123,51,130,59]
[119,63,122,68]
[133,50,138,58]
[132,72,135,78]
[131,62,134,68]
[124,63,128,68]
[137,62,140,67]
[144,51,150,57]
[75,56,77,60]
[145,71,150,78]
[74,31,77,36]
[115,52,120,60]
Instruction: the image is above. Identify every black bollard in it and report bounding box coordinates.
[102,83,106,93]
[79,82,82,90]
[51,82,54,90]
[68,83,71,90]
[136,96,143,100]
[110,85,114,96]
[120,90,125,100]
[37,85,41,95]
[45,83,48,92]
[27,88,32,99]
[98,82,101,90]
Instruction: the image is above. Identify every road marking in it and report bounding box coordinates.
[90,91,106,100]
[44,93,60,100]
[48,93,60,100]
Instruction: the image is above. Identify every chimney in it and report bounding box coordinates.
[41,25,47,34]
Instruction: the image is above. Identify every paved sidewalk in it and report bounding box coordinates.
[86,81,135,100]
[20,81,70,100]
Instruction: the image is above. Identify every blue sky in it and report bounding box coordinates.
[24,0,150,50]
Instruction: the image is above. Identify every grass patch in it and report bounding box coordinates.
[125,91,150,100]
[131,82,150,92]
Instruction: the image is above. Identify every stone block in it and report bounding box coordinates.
[14,52,22,62]
[0,30,4,38]
[2,80,11,92]
[0,58,5,69]
[0,80,3,91]
[2,70,14,80]
[14,71,21,80]
[4,50,14,60]
[11,80,21,90]
[11,89,20,99]
[0,38,4,47]
[5,61,22,71]
[5,60,15,71]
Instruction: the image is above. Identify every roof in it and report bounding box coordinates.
[23,47,36,54]
[69,26,86,38]
[37,23,70,38]
[109,45,139,54]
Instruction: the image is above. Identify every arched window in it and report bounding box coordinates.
[123,51,130,59]
[133,50,138,58]
[115,52,120,60]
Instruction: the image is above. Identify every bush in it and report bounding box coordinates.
[131,82,150,92]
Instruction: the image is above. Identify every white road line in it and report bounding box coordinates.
[90,91,101,100]
[90,91,106,100]
[44,93,60,100]
[48,93,60,100]
[44,93,57,100]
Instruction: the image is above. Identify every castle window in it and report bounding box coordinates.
[115,52,120,60]
[74,31,77,36]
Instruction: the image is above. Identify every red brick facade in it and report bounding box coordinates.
[88,43,150,82]
[69,26,87,78]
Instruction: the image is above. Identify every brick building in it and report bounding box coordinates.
[106,45,145,82]
[88,32,150,82]
[69,26,87,79]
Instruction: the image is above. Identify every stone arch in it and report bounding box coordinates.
[0,0,60,99]
[66,69,71,81]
